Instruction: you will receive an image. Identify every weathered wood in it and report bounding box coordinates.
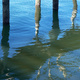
[53,0,59,10]
[73,0,77,10]
[35,0,41,35]
[3,0,9,24]
[71,0,77,27]
[35,0,41,6]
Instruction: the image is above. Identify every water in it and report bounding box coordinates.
[0,0,80,80]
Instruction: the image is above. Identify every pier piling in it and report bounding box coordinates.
[3,0,9,24]
[53,0,59,10]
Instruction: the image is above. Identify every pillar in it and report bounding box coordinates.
[3,0,9,24]
[35,0,41,6]
[35,0,41,35]
[53,0,59,10]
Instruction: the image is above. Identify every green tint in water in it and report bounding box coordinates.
[0,0,80,80]
[0,29,80,80]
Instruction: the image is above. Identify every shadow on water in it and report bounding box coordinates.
[0,0,80,80]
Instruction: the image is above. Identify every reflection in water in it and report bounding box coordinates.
[1,24,10,78]
[1,24,10,62]
[0,0,80,80]
[52,10,59,29]
[36,66,42,80]
[0,1,10,78]
[56,54,67,78]
[49,9,60,42]
[71,0,77,28]
[0,24,11,79]
[49,9,67,78]
[35,0,41,35]
[48,58,52,80]
[1,24,10,48]
[34,0,42,46]
[0,19,80,80]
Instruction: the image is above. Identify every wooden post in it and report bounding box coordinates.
[71,0,77,27]
[3,0,9,24]
[53,0,59,10]
[35,0,41,6]
[35,0,41,35]
[73,0,77,10]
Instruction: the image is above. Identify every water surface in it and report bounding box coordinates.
[0,0,80,80]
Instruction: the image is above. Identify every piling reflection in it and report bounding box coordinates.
[71,0,77,28]
[1,24,10,47]
[49,9,67,78]
[35,0,41,35]
[0,24,11,79]
[49,9,60,42]
[1,24,10,62]
[52,9,59,29]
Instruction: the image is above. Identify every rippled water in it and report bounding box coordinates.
[0,0,80,80]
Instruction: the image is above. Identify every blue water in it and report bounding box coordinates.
[0,0,80,80]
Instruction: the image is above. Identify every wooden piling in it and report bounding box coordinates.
[73,0,77,10]
[71,0,77,27]
[35,0,41,6]
[35,0,41,35]
[53,0,59,10]
[3,0,9,24]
